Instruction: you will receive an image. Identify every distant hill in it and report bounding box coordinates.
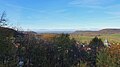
[1,27,120,37]
[22,31,37,34]
[99,29,120,34]
[72,29,120,36]
[37,31,74,34]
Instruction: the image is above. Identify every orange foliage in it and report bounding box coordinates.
[107,43,120,61]
[37,34,58,41]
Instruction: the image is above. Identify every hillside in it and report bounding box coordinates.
[72,29,120,36]
[99,29,120,34]
[0,27,23,37]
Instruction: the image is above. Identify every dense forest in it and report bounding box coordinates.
[0,12,120,67]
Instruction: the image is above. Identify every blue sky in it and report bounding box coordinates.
[0,0,120,30]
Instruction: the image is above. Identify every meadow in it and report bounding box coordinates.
[70,34,120,43]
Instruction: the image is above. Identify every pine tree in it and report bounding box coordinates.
[89,36,104,67]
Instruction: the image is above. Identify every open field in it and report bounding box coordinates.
[37,33,120,44]
[70,34,120,43]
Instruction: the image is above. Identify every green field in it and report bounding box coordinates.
[70,34,120,43]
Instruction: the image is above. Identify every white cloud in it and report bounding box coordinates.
[69,0,116,8]
[70,0,115,5]
[70,0,101,5]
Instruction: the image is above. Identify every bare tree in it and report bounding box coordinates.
[0,11,7,27]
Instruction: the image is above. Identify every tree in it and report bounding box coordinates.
[0,12,16,66]
[0,34,15,67]
[96,45,120,67]
[88,37,104,67]
[89,36,104,50]
[0,11,7,27]
[52,34,79,67]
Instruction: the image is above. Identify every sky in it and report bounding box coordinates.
[0,0,120,31]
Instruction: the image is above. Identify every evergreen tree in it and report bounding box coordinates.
[53,34,79,67]
[0,34,15,67]
[89,36,104,67]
